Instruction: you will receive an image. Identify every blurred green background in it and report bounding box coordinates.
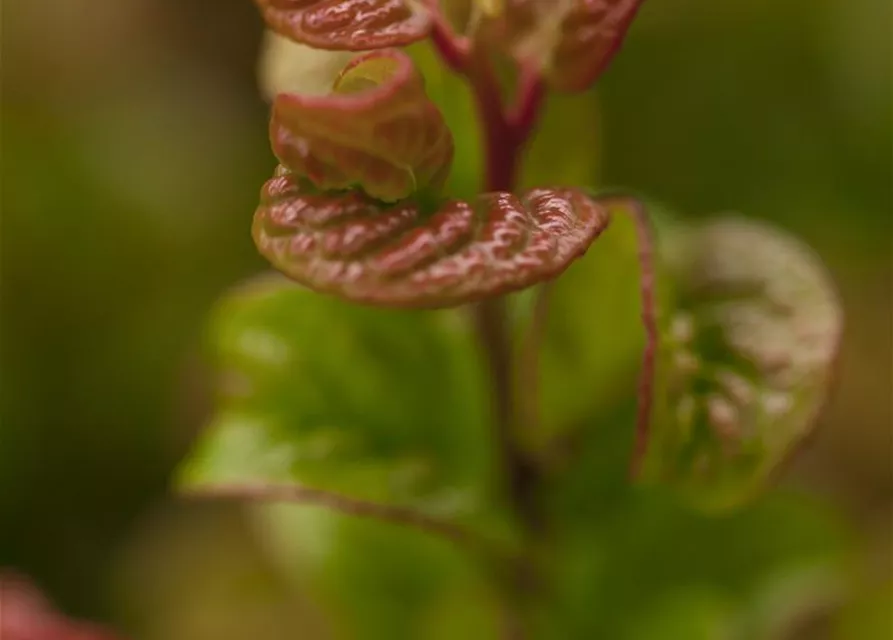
[1,0,889,637]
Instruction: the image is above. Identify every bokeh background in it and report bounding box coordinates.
[2,0,890,636]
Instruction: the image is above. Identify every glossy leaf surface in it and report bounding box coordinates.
[255,0,432,51]
[254,170,611,308]
[271,49,453,202]
[641,217,843,511]
[179,274,492,514]
[488,0,644,91]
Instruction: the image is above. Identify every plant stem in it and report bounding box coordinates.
[183,482,507,559]
[472,296,540,531]
[519,282,552,436]
[461,48,546,534]
[430,16,548,636]
[624,199,659,478]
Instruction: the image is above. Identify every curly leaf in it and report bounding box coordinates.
[489,0,644,91]
[179,275,493,515]
[258,30,357,100]
[641,217,843,511]
[256,0,432,50]
[270,49,453,202]
[253,170,611,307]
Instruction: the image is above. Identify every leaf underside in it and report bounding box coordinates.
[256,0,432,50]
[643,217,843,510]
[496,0,644,91]
[253,169,611,308]
[271,49,454,203]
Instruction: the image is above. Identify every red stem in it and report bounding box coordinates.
[429,16,549,638]
[626,200,658,478]
[471,53,517,191]
[429,12,468,73]
[508,66,546,145]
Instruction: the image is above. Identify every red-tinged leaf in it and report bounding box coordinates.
[253,168,611,307]
[488,0,644,91]
[256,0,432,50]
[640,218,843,511]
[271,49,453,203]
[0,573,126,640]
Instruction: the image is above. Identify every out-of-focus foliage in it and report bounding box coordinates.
[1,0,889,638]
[181,275,494,515]
[180,220,850,638]
[179,276,507,639]
[643,217,843,511]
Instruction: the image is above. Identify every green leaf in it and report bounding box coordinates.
[271,49,453,202]
[253,172,612,308]
[543,487,848,640]
[405,40,482,200]
[482,0,645,91]
[519,87,602,189]
[641,217,843,511]
[255,0,432,51]
[521,197,674,447]
[179,274,493,513]
[250,506,504,640]
[176,273,505,640]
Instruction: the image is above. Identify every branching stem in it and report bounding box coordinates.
[430,11,550,638]
[437,24,546,529]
